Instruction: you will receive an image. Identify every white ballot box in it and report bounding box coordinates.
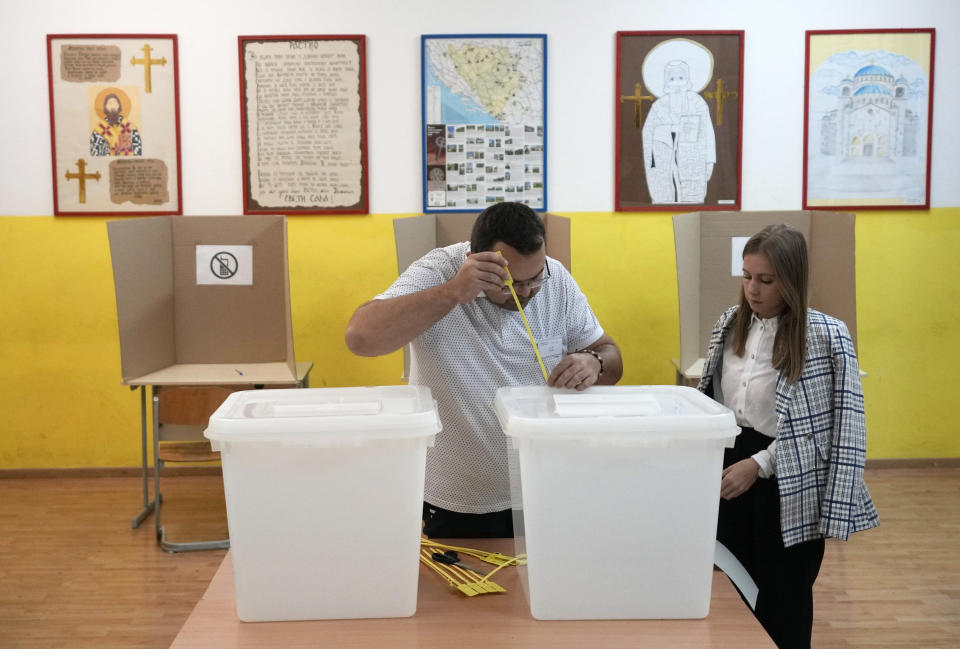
[495,385,739,620]
[205,386,441,621]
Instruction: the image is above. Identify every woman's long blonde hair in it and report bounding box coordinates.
[731,224,809,383]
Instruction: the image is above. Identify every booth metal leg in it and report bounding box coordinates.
[153,389,163,541]
[131,385,157,528]
[160,530,230,554]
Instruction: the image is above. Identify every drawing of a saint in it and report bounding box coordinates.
[90,87,142,156]
[641,39,716,203]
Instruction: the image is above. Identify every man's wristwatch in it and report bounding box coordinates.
[575,348,604,377]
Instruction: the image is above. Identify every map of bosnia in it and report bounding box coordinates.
[426,38,543,125]
[422,36,546,211]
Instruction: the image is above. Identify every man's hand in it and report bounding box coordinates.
[445,251,510,304]
[548,351,602,391]
[720,458,760,500]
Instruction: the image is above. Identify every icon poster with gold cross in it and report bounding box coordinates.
[615,31,744,212]
[46,34,182,215]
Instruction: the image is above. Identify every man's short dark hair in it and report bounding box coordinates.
[470,202,545,254]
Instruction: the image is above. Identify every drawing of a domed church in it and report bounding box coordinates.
[820,64,920,159]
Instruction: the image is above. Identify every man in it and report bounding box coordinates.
[345,202,622,538]
[90,91,143,157]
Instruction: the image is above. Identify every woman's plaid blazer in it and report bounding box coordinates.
[699,306,880,547]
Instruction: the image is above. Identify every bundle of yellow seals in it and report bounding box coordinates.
[419,539,525,597]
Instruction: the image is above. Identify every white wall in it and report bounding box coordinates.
[2,0,957,215]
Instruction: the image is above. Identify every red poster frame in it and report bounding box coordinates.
[802,28,936,211]
[615,30,744,212]
[46,34,183,216]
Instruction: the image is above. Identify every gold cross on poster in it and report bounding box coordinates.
[130,44,166,93]
[703,78,738,126]
[620,82,655,129]
[64,159,101,204]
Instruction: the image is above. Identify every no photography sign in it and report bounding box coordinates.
[196,245,253,285]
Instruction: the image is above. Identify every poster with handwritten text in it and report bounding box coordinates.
[239,36,368,214]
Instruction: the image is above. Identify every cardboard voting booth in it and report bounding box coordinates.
[107,215,297,385]
[391,212,571,379]
[392,212,571,274]
[673,211,857,377]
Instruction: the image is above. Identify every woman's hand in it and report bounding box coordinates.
[720,458,761,500]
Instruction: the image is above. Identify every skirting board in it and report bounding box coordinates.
[0,466,223,479]
[865,458,960,469]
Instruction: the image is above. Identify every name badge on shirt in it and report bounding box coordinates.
[537,336,563,367]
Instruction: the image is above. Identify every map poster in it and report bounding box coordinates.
[421,34,547,213]
[616,31,743,212]
[803,29,935,210]
[239,35,368,215]
[46,34,182,216]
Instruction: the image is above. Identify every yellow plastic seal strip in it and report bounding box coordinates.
[497,251,549,383]
[419,547,507,596]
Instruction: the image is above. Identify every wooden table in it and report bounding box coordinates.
[170,542,774,648]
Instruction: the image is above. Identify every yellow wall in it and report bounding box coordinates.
[1,209,957,468]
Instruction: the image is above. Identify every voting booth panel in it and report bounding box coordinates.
[106,214,297,385]
[392,211,571,274]
[106,214,303,553]
[673,211,857,376]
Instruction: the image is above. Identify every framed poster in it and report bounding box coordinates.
[803,29,935,210]
[46,34,182,215]
[615,31,743,212]
[239,35,368,214]
[421,34,546,212]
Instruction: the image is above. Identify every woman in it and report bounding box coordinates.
[698,224,879,649]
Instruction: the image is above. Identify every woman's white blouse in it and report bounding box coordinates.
[720,313,779,477]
